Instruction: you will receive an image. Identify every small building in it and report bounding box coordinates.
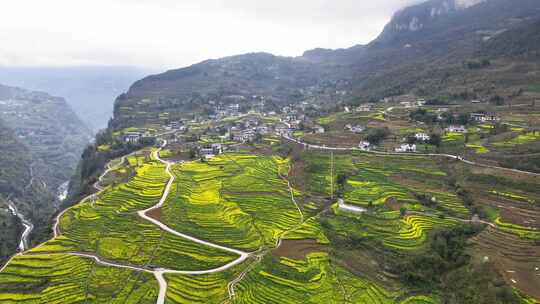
[395,144,417,153]
[211,143,224,154]
[200,147,214,156]
[356,104,372,112]
[358,141,371,151]
[241,130,256,142]
[471,113,500,122]
[416,98,426,106]
[350,125,365,134]
[446,125,467,133]
[169,121,184,130]
[415,133,430,142]
[470,113,486,122]
[400,101,415,108]
[122,131,144,144]
[276,127,292,137]
[314,126,325,134]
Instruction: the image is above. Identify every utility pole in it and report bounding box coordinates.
[330,151,334,200]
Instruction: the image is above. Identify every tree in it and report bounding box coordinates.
[336,173,348,198]
[366,127,390,145]
[188,147,197,159]
[429,134,442,147]
[400,207,407,217]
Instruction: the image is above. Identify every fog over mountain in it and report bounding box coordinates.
[0,66,151,131]
[0,0,424,69]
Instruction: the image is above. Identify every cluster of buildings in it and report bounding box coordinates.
[214,103,241,119]
[165,121,186,132]
[227,118,270,143]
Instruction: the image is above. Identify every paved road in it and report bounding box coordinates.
[282,135,540,177]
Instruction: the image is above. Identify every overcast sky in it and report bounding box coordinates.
[0,0,422,70]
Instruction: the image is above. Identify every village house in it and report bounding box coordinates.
[415,133,430,142]
[122,131,145,144]
[169,121,184,130]
[211,143,226,154]
[314,125,325,134]
[400,101,415,108]
[350,125,365,133]
[470,113,500,122]
[276,127,293,137]
[289,120,301,130]
[446,125,467,133]
[356,104,372,112]
[396,144,417,153]
[358,141,371,151]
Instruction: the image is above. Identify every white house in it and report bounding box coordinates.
[276,127,292,137]
[446,125,467,133]
[122,131,144,144]
[471,113,500,122]
[358,141,371,151]
[396,144,417,153]
[415,133,430,142]
[200,147,215,159]
[350,125,365,133]
[314,126,325,134]
[356,105,372,112]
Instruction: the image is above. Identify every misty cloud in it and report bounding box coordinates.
[0,0,423,69]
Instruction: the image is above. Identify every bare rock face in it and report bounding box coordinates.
[455,0,486,9]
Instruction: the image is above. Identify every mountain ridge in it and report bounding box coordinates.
[109,0,540,130]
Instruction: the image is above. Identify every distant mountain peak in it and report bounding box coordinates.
[376,0,494,43]
[455,0,486,9]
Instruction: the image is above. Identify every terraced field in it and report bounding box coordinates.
[32,158,237,270]
[160,153,301,251]
[234,252,438,304]
[301,152,469,251]
[0,253,158,303]
[1,139,538,303]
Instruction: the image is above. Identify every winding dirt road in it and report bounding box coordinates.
[37,142,250,304]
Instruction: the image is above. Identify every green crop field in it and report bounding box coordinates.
[160,153,301,251]
[0,253,158,304]
[492,132,540,147]
[234,252,438,304]
[32,160,237,270]
[0,140,537,303]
